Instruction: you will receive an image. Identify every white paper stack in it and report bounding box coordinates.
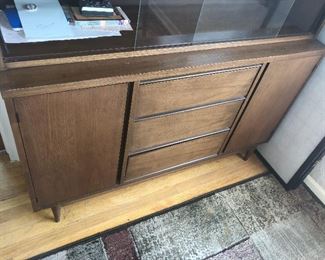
[0,0,132,44]
[14,0,73,40]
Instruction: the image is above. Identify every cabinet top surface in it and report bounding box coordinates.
[0,37,324,98]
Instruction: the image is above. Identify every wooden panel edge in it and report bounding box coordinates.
[220,63,268,152]
[3,98,40,210]
[120,82,139,183]
[140,64,262,85]
[4,35,314,69]
[2,39,325,99]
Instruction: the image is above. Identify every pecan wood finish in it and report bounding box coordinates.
[0,37,324,221]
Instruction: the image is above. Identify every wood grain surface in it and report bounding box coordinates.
[0,152,267,259]
[226,56,321,152]
[135,65,260,117]
[130,101,242,152]
[14,84,128,208]
[126,132,228,181]
[2,35,314,69]
[1,39,324,98]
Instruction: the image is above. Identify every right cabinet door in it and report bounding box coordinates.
[225,55,321,153]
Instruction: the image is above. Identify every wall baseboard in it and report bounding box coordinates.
[304,175,325,204]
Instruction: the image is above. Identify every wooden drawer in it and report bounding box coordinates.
[125,131,228,181]
[135,65,260,118]
[130,100,242,152]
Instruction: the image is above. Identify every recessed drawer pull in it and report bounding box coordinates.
[126,131,229,182]
[135,65,260,117]
[130,100,243,152]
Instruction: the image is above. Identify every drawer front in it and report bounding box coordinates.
[130,100,242,152]
[126,132,228,181]
[135,66,260,118]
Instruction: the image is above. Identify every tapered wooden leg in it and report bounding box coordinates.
[238,148,256,161]
[51,205,61,222]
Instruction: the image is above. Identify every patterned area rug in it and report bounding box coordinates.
[39,175,325,260]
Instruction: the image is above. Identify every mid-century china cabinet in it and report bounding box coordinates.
[0,0,324,221]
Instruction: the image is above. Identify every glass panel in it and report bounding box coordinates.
[279,0,325,35]
[135,0,204,48]
[194,0,296,43]
[0,0,142,60]
[0,0,324,61]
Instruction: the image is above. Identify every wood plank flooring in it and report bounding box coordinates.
[0,152,267,260]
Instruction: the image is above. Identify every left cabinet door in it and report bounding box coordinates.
[14,84,128,208]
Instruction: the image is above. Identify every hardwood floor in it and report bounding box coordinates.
[0,153,26,201]
[0,152,267,259]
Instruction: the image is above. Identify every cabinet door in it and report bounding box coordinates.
[15,84,128,207]
[226,56,320,153]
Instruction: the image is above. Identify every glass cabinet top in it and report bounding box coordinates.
[136,0,324,47]
[0,0,324,60]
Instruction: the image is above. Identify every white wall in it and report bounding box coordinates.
[0,93,19,161]
[258,24,325,200]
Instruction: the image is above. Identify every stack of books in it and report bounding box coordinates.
[79,0,114,17]
[2,1,132,41]
[64,5,131,31]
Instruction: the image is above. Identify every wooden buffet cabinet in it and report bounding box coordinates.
[0,36,324,222]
